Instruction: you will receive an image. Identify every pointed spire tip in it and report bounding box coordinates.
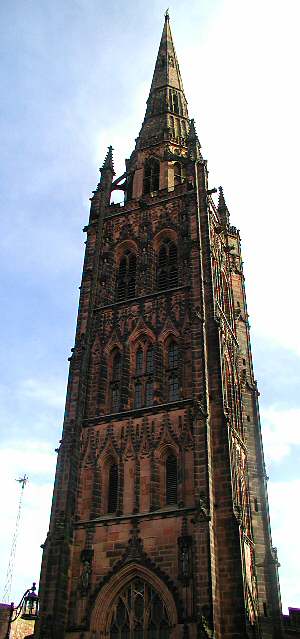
[164,8,170,21]
[218,186,230,225]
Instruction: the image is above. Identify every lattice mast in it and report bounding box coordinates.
[2,474,28,603]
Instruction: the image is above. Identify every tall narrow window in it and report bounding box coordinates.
[116,250,137,301]
[157,239,178,290]
[136,348,143,375]
[166,454,177,504]
[143,158,160,194]
[133,344,154,408]
[172,92,179,114]
[168,342,178,369]
[167,341,180,401]
[134,382,142,409]
[146,347,154,373]
[108,463,118,513]
[111,351,121,412]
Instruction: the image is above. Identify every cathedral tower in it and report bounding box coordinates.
[36,14,283,639]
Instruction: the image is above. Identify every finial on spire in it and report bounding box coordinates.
[164,8,170,21]
[218,186,230,227]
[100,145,115,174]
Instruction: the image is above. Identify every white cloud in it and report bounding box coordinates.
[18,378,66,410]
[268,480,300,612]
[261,408,300,462]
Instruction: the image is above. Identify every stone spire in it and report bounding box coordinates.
[149,10,184,94]
[218,186,230,228]
[136,12,190,150]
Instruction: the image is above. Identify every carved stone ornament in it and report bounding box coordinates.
[80,548,94,595]
[233,501,243,525]
[178,535,192,583]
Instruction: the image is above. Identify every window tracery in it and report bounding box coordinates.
[134,345,154,408]
[166,341,180,402]
[109,579,171,639]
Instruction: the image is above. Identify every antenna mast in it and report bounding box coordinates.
[2,474,28,603]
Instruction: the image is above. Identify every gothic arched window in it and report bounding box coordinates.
[166,454,178,505]
[108,463,118,513]
[116,251,137,301]
[111,350,121,412]
[143,158,160,195]
[109,579,171,639]
[157,239,178,291]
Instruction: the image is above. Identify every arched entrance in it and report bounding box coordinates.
[90,563,178,639]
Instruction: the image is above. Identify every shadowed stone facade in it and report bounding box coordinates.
[35,14,284,639]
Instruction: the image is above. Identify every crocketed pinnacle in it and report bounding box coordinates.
[137,13,190,150]
[218,186,230,227]
[101,145,115,174]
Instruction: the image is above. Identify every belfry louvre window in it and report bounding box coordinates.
[157,239,178,290]
[109,579,171,639]
[143,158,160,194]
[116,251,137,301]
[166,454,178,505]
[108,463,118,513]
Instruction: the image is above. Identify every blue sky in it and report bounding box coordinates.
[0,0,299,614]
